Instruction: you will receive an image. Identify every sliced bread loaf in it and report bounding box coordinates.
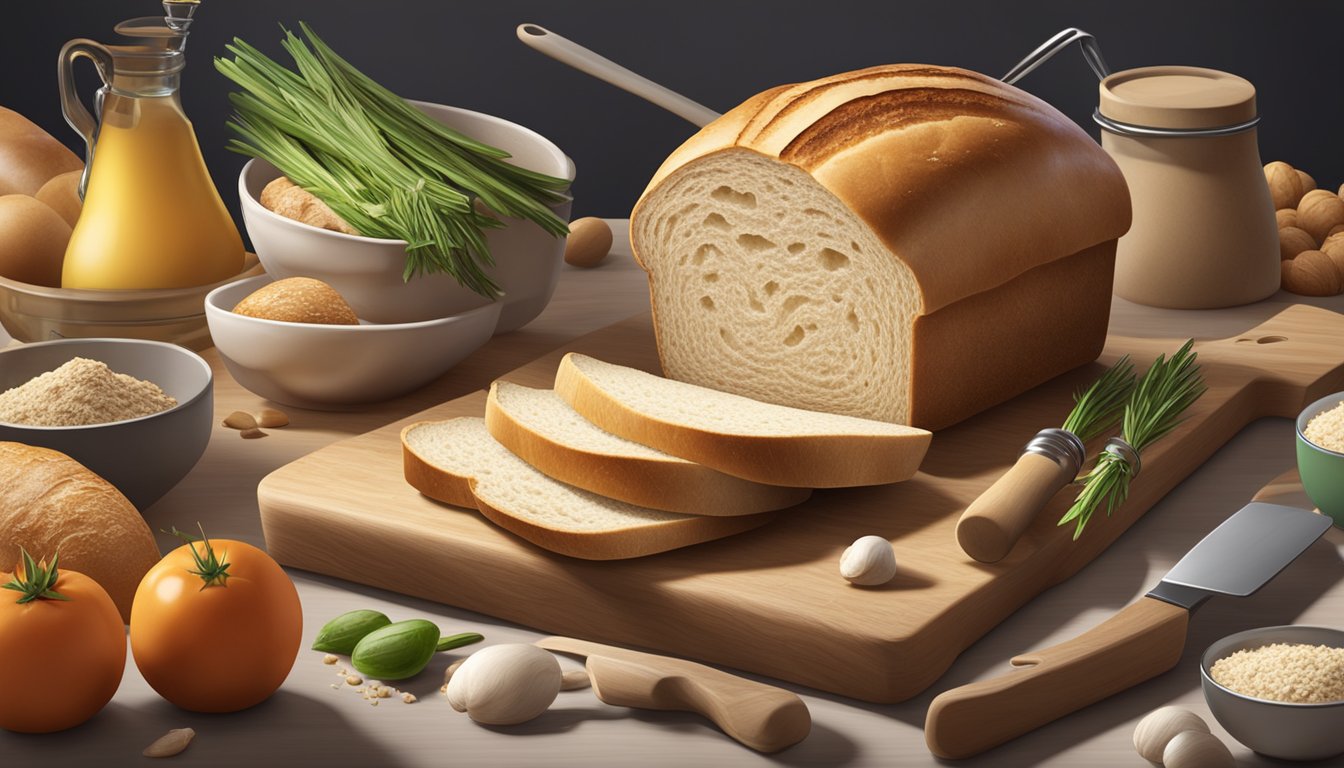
[485,381,810,516]
[401,418,773,559]
[630,64,1130,430]
[552,353,931,488]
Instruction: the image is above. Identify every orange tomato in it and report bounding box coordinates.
[0,559,126,733]
[130,536,301,713]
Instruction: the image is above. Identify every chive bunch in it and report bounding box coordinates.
[1059,340,1205,539]
[216,23,571,297]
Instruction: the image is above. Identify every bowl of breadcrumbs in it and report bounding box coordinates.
[1201,624,1344,761]
[0,338,213,509]
[1298,393,1344,529]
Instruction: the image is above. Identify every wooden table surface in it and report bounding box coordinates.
[3,221,1342,768]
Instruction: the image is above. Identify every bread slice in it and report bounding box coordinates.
[485,381,810,516]
[401,418,772,559]
[630,65,1130,430]
[553,353,931,488]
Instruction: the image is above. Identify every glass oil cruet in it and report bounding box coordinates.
[58,0,244,290]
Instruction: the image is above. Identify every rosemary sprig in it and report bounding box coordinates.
[166,525,232,589]
[1059,340,1206,539]
[1060,355,1136,442]
[215,25,571,297]
[2,548,70,604]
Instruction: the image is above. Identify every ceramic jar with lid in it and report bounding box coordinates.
[1097,66,1279,309]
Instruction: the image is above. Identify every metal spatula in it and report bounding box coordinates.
[925,501,1332,759]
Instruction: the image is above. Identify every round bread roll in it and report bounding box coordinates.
[0,194,72,286]
[34,170,82,228]
[0,108,84,197]
[233,277,360,324]
[0,442,160,622]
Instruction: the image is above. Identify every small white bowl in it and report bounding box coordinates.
[205,275,500,409]
[239,101,574,330]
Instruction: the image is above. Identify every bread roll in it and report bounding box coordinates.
[0,107,83,197]
[34,170,83,227]
[233,277,360,324]
[0,194,72,286]
[631,65,1131,430]
[0,442,160,622]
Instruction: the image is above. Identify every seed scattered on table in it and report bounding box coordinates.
[402,693,417,704]
[322,654,338,665]
[143,727,195,758]
[346,675,363,686]
[240,427,268,439]
[258,408,290,428]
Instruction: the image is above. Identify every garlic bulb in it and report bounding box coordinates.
[1132,706,1210,762]
[1162,729,1233,768]
[446,644,562,725]
[839,535,897,585]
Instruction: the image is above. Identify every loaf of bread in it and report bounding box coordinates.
[0,442,160,622]
[553,353,930,488]
[631,65,1131,430]
[485,381,811,515]
[0,107,83,197]
[402,419,773,559]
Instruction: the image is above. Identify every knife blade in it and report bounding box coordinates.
[925,502,1331,759]
[536,636,811,753]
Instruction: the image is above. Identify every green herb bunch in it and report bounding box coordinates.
[216,23,571,297]
[1060,355,1136,442]
[1059,340,1205,539]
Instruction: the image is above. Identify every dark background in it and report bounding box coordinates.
[5,0,1341,223]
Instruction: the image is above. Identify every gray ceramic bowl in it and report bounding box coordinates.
[1201,625,1344,761]
[0,339,213,510]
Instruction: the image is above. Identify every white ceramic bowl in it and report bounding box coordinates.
[0,338,213,510]
[239,101,573,330]
[205,275,500,409]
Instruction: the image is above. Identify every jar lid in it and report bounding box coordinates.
[1099,66,1256,130]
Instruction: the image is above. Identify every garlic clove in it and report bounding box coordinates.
[1162,729,1233,768]
[446,644,563,725]
[1132,705,1210,762]
[839,535,897,586]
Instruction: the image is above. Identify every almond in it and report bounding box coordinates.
[1297,169,1316,194]
[143,728,195,758]
[222,411,257,430]
[240,427,268,439]
[257,408,290,428]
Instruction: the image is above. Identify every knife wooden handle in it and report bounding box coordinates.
[924,596,1189,759]
[957,452,1076,563]
[584,653,810,753]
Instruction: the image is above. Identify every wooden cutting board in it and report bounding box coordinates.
[258,304,1344,703]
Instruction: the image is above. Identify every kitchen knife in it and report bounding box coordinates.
[925,502,1331,759]
[536,636,810,753]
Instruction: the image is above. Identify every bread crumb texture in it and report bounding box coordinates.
[1304,400,1344,453]
[0,357,176,426]
[1210,642,1344,703]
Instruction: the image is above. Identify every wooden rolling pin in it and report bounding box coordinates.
[537,636,811,753]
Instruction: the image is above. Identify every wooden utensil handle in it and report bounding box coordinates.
[584,654,811,753]
[924,596,1189,759]
[957,452,1076,563]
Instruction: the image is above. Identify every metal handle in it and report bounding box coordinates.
[516,23,721,128]
[58,39,115,199]
[1001,27,1110,86]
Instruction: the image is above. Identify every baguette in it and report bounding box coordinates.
[401,418,773,560]
[630,64,1130,430]
[552,353,931,488]
[0,442,159,622]
[485,381,810,516]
